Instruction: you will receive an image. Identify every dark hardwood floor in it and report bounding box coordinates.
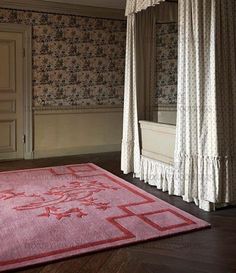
[0,152,236,273]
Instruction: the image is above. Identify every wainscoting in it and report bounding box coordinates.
[33,107,123,158]
[0,4,126,161]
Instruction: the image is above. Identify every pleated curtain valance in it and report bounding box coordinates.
[125,0,166,16]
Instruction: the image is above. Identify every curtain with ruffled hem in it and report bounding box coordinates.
[175,0,236,210]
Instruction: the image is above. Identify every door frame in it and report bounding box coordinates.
[0,23,33,159]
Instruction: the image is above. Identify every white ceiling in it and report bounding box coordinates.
[42,0,126,9]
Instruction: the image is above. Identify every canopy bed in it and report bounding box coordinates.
[121,0,236,211]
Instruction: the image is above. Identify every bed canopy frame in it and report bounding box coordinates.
[121,0,236,211]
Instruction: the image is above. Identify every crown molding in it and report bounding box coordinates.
[0,0,126,20]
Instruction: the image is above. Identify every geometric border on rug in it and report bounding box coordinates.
[0,163,210,272]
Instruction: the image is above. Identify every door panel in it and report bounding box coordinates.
[0,100,16,113]
[0,120,16,152]
[0,32,24,160]
[0,40,16,92]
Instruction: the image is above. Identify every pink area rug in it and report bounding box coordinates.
[0,163,210,272]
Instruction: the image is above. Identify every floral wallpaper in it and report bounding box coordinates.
[155,23,178,105]
[0,9,126,108]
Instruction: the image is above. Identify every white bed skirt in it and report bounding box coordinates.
[137,155,215,211]
[139,155,175,193]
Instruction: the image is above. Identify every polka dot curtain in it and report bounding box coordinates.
[174,0,236,211]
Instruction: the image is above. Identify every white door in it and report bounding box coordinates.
[0,31,24,160]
